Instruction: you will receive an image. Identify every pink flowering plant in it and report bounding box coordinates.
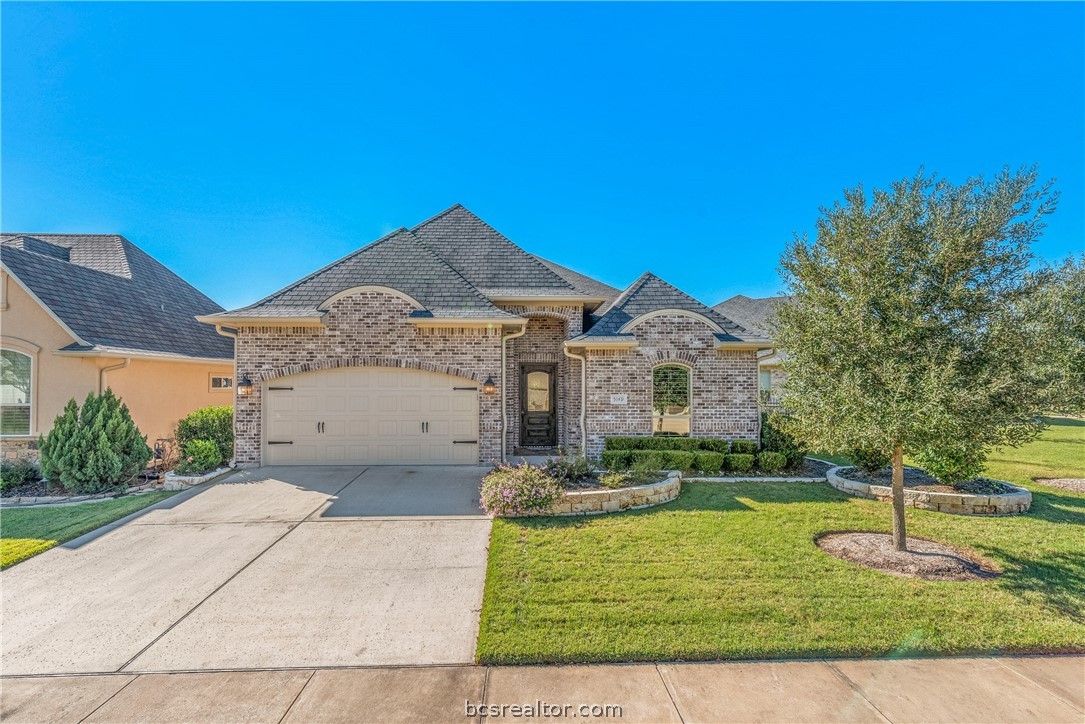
[480,462,564,516]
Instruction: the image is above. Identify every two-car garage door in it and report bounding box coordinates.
[264,367,479,465]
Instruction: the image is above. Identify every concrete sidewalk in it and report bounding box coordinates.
[2,655,1081,723]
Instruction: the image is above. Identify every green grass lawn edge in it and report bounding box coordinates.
[0,491,178,568]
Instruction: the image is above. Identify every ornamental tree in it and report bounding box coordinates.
[773,167,1061,550]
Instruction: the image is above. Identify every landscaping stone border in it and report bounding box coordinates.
[0,483,159,508]
[163,465,235,491]
[826,466,1032,515]
[502,470,683,517]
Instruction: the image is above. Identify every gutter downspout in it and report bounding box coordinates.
[212,325,240,464]
[500,323,528,462]
[563,346,587,457]
[99,358,130,393]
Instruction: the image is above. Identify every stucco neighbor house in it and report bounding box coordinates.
[0,233,234,460]
[198,204,771,467]
[712,294,791,406]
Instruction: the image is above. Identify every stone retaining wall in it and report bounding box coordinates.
[502,470,682,517]
[826,467,1031,515]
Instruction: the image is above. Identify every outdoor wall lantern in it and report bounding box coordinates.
[237,375,254,396]
[482,375,497,394]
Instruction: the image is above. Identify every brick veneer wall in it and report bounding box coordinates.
[499,304,584,452]
[583,315,759,457]
[233,292,503,466]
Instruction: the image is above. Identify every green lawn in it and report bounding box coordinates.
[478,418,1085,664]
[0,491,177,568]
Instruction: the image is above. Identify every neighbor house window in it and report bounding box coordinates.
[652,364,690,436]
[210,374,233,392]
[1,349,32,435]
[759,370,772,391]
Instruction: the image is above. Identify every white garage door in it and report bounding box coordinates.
[264,367,480,465]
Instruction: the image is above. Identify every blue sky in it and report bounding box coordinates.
[3,2,1082,310]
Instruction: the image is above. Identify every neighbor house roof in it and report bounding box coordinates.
[1,233,233,360]
[570,273,771,347]
[206,204,617,325]
[711,294,790,338]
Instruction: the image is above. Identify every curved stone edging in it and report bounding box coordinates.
[501,470,683,517]
[163,465,236,491]
[826,466,1031,516]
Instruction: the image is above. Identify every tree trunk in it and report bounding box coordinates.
[892,444,907,551]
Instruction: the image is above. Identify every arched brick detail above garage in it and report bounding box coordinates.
[257,356,483,384]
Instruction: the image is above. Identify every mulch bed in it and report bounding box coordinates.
[1035,478,1085,494]
[817,532,1000,581]
[836,466,1015,494]
[0,479,60,498]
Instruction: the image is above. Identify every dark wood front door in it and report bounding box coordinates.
[520,363,557,447]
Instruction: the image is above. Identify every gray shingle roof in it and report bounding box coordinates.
[574,272,767,343]
[712,294,790,338]
[212,228,518,320]
[1,234,233,360]
[531,256,621,303]
[410,205,583,297]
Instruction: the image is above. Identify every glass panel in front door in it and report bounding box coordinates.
[526,371,550,411]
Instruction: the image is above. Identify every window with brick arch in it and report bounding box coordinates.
[652,363,690,436]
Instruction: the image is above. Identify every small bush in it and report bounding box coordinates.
[693,451,725,474]
[761,412,808,468]
[39,390,152,494]
[730,440,758,455]
[0,459,41,493]
[913,445,986,486]
[480,463,564,516]
[176,406,233,463]
[726,453,755,472]
[758,451,788,472]
[542,455,595,485]
[598,471,628,489]
[175,440,224,475]
[852,448,891,474]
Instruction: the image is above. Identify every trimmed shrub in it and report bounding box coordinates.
[604,437,732,453]
[913,445,986,486]
[730,440,758,455]
[602,449,700,471]
[39,390,152,494]
[758,451,788,472]
[852,448,891,474]
[175,406,234,463]
[760,412,808,468]
[693,451,725,474]
[175,439,224,475]
[601,450,634,469]
[480,463,564,516]
[726,453,755,472]
[0,459,41,493]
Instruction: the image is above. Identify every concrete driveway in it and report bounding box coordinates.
[0,466,491,675]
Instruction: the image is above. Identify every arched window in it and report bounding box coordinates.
[652,364,690,436]
[1,349,32,436]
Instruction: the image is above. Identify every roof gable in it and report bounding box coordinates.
[409,205,582,297]
[580,272,764,343]
[1,233,233,360]
[224,228,515,320]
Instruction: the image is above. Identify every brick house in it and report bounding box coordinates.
[198,205,771,466]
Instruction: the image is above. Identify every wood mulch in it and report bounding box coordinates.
[817,532,1000,582]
